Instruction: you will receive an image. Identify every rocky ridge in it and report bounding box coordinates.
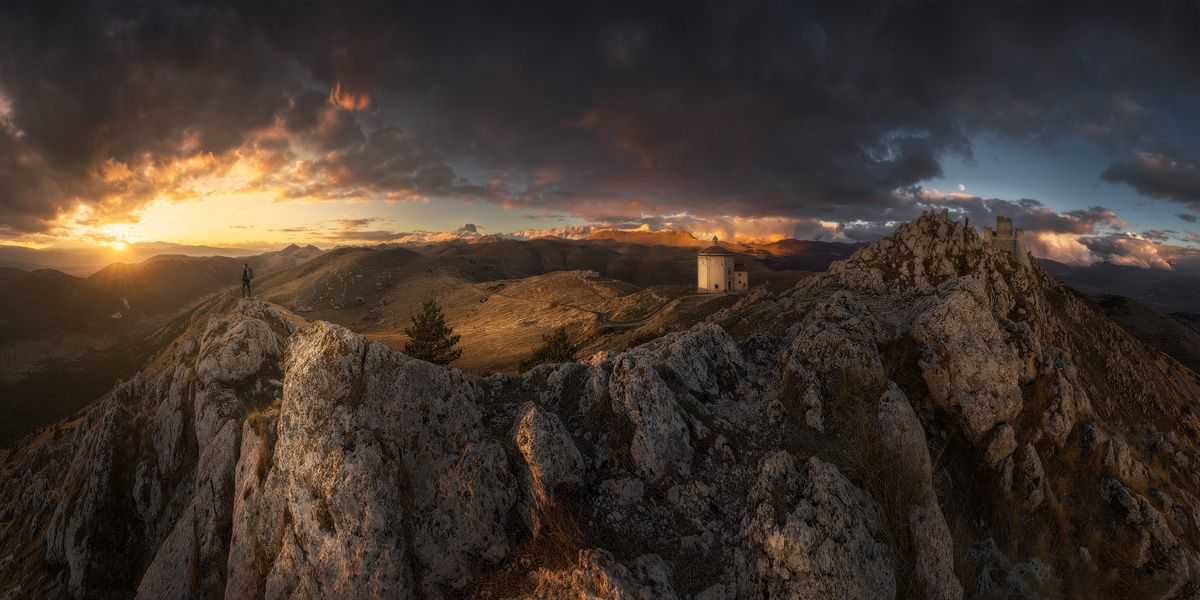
[1,212,1199,599]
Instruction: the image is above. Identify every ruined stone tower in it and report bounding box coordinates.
[983,216,1030,267]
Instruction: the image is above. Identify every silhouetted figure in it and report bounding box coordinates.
[241,263,254,298]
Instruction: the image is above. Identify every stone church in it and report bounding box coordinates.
[697,237,748,293]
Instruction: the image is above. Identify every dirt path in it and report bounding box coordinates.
[481,272,721,331]
[485,287,696,329]
[486,290,606,318]
[598,294,712,329]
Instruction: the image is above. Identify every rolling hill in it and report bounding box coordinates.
[254,237,836,372]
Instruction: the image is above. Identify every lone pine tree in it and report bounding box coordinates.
[404,299,462,365]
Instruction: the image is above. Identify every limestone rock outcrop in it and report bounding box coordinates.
[877,383,962,600]
[512,402,585,534]
[745,453,896,600]
[911,282,1024,441]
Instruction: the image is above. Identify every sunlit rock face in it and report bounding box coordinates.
[0,298,294,600]
[744,453,897,600]
[3,212,1200,599]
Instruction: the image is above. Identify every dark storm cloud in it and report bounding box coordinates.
[1102,152,1200,210]
[0,1,306,232]
[267,127,489,203]
[938,200,1123,236]
[889,189,1123,236]
[0,129,64,233]
[836,221,902,243]
[1180,214,1199,223]
[5,1,1200,234]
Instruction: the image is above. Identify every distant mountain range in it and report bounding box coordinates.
[8,228,1200,316]
[0,244,323,342]
[1083,294,1200,373]
[9,228,1200,319]
[0,241,271,276]
[0,243,323,445]
[1039,258,1200,314]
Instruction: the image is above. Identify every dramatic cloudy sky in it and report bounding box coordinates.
[2,1,1199,268]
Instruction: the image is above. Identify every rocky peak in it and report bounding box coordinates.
[828,211,1048,327]
[833,211,1016,287]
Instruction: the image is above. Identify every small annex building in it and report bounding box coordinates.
[697,236,748,293]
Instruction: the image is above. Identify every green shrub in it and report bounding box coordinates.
[520,327,577,372]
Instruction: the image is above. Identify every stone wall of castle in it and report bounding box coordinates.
[983,216,1030,267]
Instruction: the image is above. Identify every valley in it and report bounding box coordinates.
[0,245,321,445]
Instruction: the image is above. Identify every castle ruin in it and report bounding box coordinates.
[983,216,1030,267]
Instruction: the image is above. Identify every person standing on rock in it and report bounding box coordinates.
[241,263,254,298]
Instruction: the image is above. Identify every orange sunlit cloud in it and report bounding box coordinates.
[330,82,370,111]
[1024,230,1096,265]
[691,216,839,243]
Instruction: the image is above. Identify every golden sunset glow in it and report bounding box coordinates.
[0,3,1194,273]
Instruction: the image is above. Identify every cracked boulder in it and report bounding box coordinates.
[744,453,895,600]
